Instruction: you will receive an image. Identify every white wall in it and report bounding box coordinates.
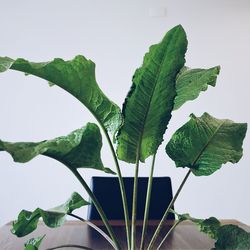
[0,0,250,227]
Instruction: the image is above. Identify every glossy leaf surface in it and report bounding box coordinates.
[117,25,187,163]
[0,123,114,174]
[0,56,122,134]
[166,113,247,176]
[174,66,220,110]
[12,192,89,237]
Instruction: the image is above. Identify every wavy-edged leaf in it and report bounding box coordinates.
[117,25,188,163]
[12,192,89,237]
[174,211,221,239]
[174,66,220,110]
[213,224,250,249]
[197,217,221,240]
[174,211,250,249]
[166,112,247,176]
[0,56,122,134]
[24,235,45,250]
[0,123,114,174]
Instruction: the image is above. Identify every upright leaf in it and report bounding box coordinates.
[174,66,220,110]
[166,113,247,176]
[0,123,114,174]
[0,56,122,134]
[12,192,89,237]
[24,235,45,250]
[117,25,188,163]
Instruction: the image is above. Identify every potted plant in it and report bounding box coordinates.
[0,25,249,250]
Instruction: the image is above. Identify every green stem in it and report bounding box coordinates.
[156,220,180,250]
[131,154,140,250]
[46,245,93,250]
[147,169,191,250]
[102,126,131,250]
[68,213,116,249]
[140,154,156,250]
[70,169,121,250]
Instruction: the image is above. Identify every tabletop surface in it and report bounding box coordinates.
[1,220,249,250]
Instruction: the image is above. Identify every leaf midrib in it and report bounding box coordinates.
[191,120,225,166]
[136,34,175,159]
[14,212,41,236]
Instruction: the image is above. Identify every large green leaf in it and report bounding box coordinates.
[24,235,45,250]
[0,123,114,174]
[174,210,250,249]
[174,66,220,110]
[166,112,247,176]
[117,25,188,163]
[213,224,250,249]
[12,192,89,237]
[0,55,122,134]
[174,211,221,239]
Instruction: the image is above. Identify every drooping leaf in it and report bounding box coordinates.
[197,217,221,240]
[172,211,221,239]
[24,235,45,250]
[174,66,220,110]
[12,192,89,237]
[173,210,250,249]
[0,56,122,134]
[117,25,188,163]
[166,112,247,176]
[0,123,115,174]
[213,224,250,249]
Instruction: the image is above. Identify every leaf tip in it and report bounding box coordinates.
[189,113,197,119]
[104,167,117,175]
[174,24,185,31]
[215,65,221,74]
